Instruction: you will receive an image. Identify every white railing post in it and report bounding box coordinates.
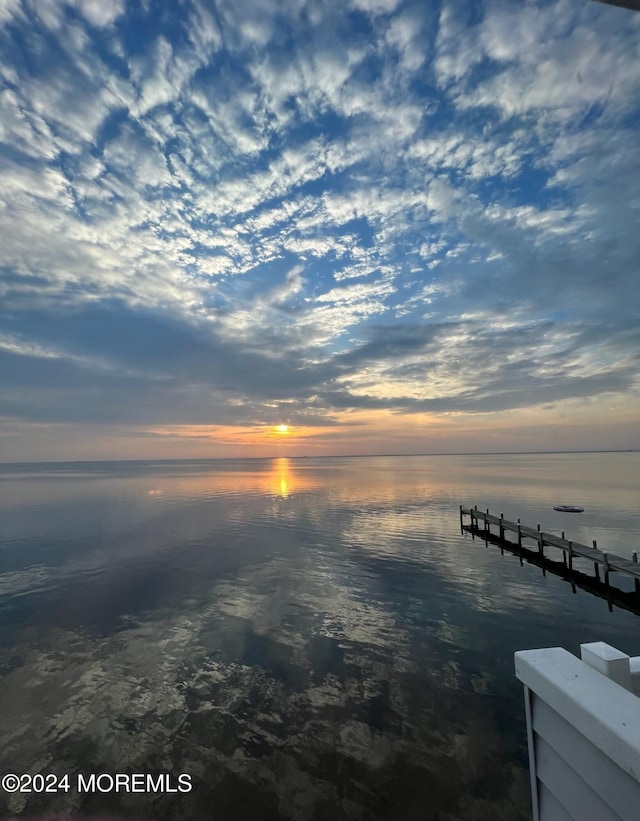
[629,657,640,696]
[580,642,632,692]
[515,644,640,820]
[522,684,540,821]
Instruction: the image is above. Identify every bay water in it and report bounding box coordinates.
[0,452,638,820]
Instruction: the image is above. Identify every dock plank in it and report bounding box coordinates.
[571,547,603,561]
[460,505,640,586]
[608,560,640,578]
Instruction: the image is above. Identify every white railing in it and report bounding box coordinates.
[514,642,640,821]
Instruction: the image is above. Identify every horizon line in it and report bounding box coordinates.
[0,448,637,466]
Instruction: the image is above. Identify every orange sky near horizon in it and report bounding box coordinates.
[2,399,638,462]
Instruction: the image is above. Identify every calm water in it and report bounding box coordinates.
[0,452,638,820]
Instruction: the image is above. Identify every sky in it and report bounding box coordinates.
[0,0,639,461]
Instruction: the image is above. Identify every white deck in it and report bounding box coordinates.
[515,642,640,821]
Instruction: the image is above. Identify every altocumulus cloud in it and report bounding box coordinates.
[0,0,638,457]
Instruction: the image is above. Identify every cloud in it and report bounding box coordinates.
[0,0,21,26]
[385,7,430,72]
[72,0,124,28]
[461,0,640,122]
[0,0,638,456]
[350,0,401,16]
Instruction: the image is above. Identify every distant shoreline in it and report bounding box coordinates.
[0,449,637,467]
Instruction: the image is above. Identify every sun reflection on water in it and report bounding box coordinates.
[273,457,291,498]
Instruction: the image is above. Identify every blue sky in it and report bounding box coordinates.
[1,0,639,460]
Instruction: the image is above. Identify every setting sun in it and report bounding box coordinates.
[276,424,289,434]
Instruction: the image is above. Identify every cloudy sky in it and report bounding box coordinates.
[1,0,638,460]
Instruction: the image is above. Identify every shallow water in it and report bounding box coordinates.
[0,452,638,820]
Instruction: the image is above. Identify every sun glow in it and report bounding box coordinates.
[276,424,289,434]
[274,457,290,497]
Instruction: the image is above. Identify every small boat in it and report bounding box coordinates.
[553,505,584,513]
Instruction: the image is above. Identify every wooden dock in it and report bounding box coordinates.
[460,506,640,607]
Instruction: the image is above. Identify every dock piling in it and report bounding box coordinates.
[458,506,640,613]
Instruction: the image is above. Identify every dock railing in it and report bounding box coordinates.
[460,505,640,593]
[515,642,640,821]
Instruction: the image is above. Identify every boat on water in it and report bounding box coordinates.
[553,504,584,513]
